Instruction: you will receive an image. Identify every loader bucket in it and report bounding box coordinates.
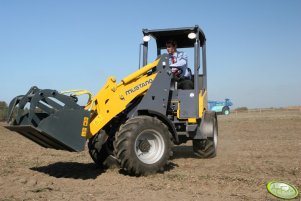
[5,86,90,152]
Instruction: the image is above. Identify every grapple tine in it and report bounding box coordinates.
[7,95,23,123]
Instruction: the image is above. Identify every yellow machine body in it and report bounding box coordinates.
[78,57,208,138]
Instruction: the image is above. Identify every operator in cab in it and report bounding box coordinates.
[166,40,193,89]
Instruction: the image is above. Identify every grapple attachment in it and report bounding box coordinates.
[5,86,90,152]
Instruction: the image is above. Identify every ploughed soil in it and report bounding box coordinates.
[0,110,300,201]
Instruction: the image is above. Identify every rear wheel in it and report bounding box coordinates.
[222,106,230,115]
[114,116,172,176]
[193,115,218,158]
[88,130,114,167]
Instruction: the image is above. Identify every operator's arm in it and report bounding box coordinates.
[170,52,187,68]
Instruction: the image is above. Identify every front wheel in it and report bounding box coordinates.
[88,130,114,167]
[114,116,173,176]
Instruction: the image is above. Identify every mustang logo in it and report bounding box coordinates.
[125,79,153,96]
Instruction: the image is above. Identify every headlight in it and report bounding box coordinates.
[143,35,151,42]
[188,32,196,39]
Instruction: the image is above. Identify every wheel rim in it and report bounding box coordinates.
[134,129,165,164]
[224,110,230,115]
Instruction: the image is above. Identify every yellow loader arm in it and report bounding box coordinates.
[84,58,160,138]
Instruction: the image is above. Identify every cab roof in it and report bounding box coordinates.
[142,25,206,49]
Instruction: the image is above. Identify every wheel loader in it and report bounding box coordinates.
[5,25,218,175]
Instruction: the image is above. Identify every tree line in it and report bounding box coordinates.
[0,101,8,122]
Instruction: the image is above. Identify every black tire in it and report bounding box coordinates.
[222,106,230,115]
[88,130,114,167]
[193,115,218,158]
[114,116,172,176]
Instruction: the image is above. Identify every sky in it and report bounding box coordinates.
[0,0,300,108]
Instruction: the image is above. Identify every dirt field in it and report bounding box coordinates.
[0,110,300,201]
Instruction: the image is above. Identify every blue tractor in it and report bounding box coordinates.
[208,98,233,115]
